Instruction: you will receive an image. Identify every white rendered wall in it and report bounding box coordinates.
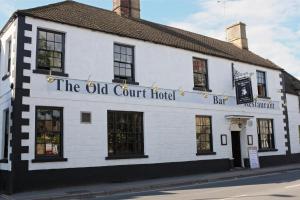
[287,94,300,154]
[0,18,18,171]
[23,17,286,170]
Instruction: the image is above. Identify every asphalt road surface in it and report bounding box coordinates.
[94,169,300,200]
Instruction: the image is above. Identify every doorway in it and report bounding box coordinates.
[231,131,242,167]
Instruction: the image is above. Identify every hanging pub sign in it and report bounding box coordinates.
[235,78,254,105]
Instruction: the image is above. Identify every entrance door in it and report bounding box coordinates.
[231,131,242,167]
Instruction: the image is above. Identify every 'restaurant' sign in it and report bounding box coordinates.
[235,78,253,105]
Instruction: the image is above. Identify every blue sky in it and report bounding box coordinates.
[1,0,299,79]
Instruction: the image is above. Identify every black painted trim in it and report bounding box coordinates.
[8,14,32,194]
[105,155,149,160]
[112,78,139,85]
[193,87,212,92]
[2,73,10,81]
[32,158,68,163]
[12,158,232,192]
[196,152,216,156]
[280,72,291,155]
[32,69,69,77]
[0,159,8,163]
[258,148,278,152]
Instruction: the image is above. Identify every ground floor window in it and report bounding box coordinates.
[257,119,275,150]
[299,125,300,144]
[195,115,213,154]
[107,111,144,158]
[1,108,9,160]
[35,106,63,159]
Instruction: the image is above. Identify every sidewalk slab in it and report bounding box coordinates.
[1,163,300,200]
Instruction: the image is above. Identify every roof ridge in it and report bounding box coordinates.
[137,19,234,59]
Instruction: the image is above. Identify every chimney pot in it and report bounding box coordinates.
[113,0,140,19]
[226,22,248,50]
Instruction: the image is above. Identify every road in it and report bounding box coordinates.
[94,169,300,200]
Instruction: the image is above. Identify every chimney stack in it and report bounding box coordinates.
[113,0,140,19]
[226,22,248,50]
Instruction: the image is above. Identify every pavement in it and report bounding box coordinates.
[1,163,300,200]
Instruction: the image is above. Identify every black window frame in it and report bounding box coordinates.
[257,119,276,151]
[193,57,210,92]
[7,38,11,74]
[256,70,268,98]
[195,115,215,155]
[106,110,147,160]
[34,28,68,77]
[112,43,138,85]
[33,106,67,163]
[1,108,9,162]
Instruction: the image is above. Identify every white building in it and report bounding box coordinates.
[0,0,299,193]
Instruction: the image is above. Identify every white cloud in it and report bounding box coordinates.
[169,0,300,79]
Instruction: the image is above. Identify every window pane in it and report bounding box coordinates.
[55,34,62,43]
[47,32,55,41]
[39,31,46,40]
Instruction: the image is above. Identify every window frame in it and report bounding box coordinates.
[112,43,138,85]
[33,106,67,162]
[34,28,67,77]
[193,57,210,92]
[257,118,276,151]
[195,115,215,155]
[0,108,9,162]
[256,70,268,98]
[298,125,300,144]
[7,38,11,74]
[106,110,147,160]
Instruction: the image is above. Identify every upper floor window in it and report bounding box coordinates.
[37,29,64,73]
[35,106,64,160]
[257,119,275,150]
[257,71,267,97]
[113,43,134,82]
[7,38,11,73]
[298,125,300,144]
[195,115,213,154]
[193,58,209,91]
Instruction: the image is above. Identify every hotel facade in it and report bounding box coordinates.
[0,0,300,193]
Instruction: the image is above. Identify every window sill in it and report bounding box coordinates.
[112,79,139,85]
[2,73,10,81]
[0,159,8,163]
[196,152,216,156]
[258,148,278,152]
[33,69,69,77]
[105,155,149,160]
[193,87,212,92]
[257,96,271,100]
[32,157,68,163]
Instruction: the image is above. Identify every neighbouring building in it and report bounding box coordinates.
[0,0,299,194]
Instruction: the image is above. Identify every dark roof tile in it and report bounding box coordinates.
[16,1,282,70]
